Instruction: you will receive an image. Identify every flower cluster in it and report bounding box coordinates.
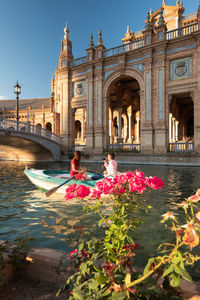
[65,170,165,201]
[68,248,88,267]
[162,189,200,251]
[65,184,90,201]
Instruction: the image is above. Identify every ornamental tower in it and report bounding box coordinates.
[58,22,73,69]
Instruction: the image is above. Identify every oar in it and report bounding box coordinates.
[45,176,75,197]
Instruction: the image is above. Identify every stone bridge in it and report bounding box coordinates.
[0,117,61,161]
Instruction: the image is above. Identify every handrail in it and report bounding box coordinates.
[0,116,60,144]
[168,142,194,153]
[68,23,199,69]
[166,23,198,40]
[103,39,144,58]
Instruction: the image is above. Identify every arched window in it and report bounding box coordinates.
[36,123,42,128]
[45,122,52,132]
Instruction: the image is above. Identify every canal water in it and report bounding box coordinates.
[0,160,200,279]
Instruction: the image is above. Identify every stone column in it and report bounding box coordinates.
[169,113,172,142]
[128,114,132,142]
[81,117,84,143]
[175,121,179,142]
[172,117,176,142]
[117,107,123,143]
[136,117,140,142]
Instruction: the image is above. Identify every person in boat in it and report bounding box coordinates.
[70,151,86,180]
[103,153,117,176]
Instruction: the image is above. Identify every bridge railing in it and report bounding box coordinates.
[0,117,60,144]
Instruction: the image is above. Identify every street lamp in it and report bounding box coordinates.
[14,81,21,123]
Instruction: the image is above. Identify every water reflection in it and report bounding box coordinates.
[0,161,200,278]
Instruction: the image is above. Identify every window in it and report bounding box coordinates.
[61,60,66,67]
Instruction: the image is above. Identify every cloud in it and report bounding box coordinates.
[0,96,7,100]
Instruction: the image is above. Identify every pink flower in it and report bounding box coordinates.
[75,185,91,198]
[69,249,78,259]
[145,176,165,190]
[188,195,200,203]
[90,189,102,199]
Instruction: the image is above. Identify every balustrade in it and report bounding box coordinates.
[0,116,60,144]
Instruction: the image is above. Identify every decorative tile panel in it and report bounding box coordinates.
[74,81,85,97]
[167,43,196,54]
[72,71,86,78]
[170,57,192,80]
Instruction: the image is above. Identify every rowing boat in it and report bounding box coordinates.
[24,169,102,194]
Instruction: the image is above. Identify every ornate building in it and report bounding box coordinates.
[1,1,200,155]
[50,0,200,154]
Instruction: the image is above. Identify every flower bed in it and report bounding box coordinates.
[58,171,200,300]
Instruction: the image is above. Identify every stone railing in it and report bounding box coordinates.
[168,142,194,153]
[0,116,60,144]
[68,23,199,68]
[103,39,144,58]
[107,143,141,152]
[166,23,198,40]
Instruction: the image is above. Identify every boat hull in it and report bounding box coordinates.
[24,169,100,194]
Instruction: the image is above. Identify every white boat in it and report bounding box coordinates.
[24,169,102,194]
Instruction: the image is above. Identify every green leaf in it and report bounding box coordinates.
[178,267,193,283]
[170,273,180,288]
[73,287,85,300]
[125,272,131,285]
[162,265,174,278]
[88,279,98,290]
[143,258,155,275]
[96,273,108,285]
[111,291,127,300]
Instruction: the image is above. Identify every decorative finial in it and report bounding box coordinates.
[158,7,165,26]
[97,30,103,45]
[176,0,179,5]
[89,33,94,48]
[64,22,70,40]
[150,7,153,15]
[145,12,151,30]
[162,0,165,4]
[127,25,130,33]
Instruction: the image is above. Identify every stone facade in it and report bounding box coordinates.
[50,1,200,154]
[0,98,60,135]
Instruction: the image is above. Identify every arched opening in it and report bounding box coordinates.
[187,114,194,139]
[36,123,42,128]
[75,120,82,142]
[45,122,52,132]
[108,76,140,147]
[169,93,194,152]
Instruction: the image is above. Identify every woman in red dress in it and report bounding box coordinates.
[70,151,86,180]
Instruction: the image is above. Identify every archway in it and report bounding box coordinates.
[169,93,194,143]
[107,76,141,145]
[36,123,42,128]
[45,122,52,132]
[75,120,82,142]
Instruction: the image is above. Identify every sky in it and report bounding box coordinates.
[0,0,198,100]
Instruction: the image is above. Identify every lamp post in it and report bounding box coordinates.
[14,81,21,127]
